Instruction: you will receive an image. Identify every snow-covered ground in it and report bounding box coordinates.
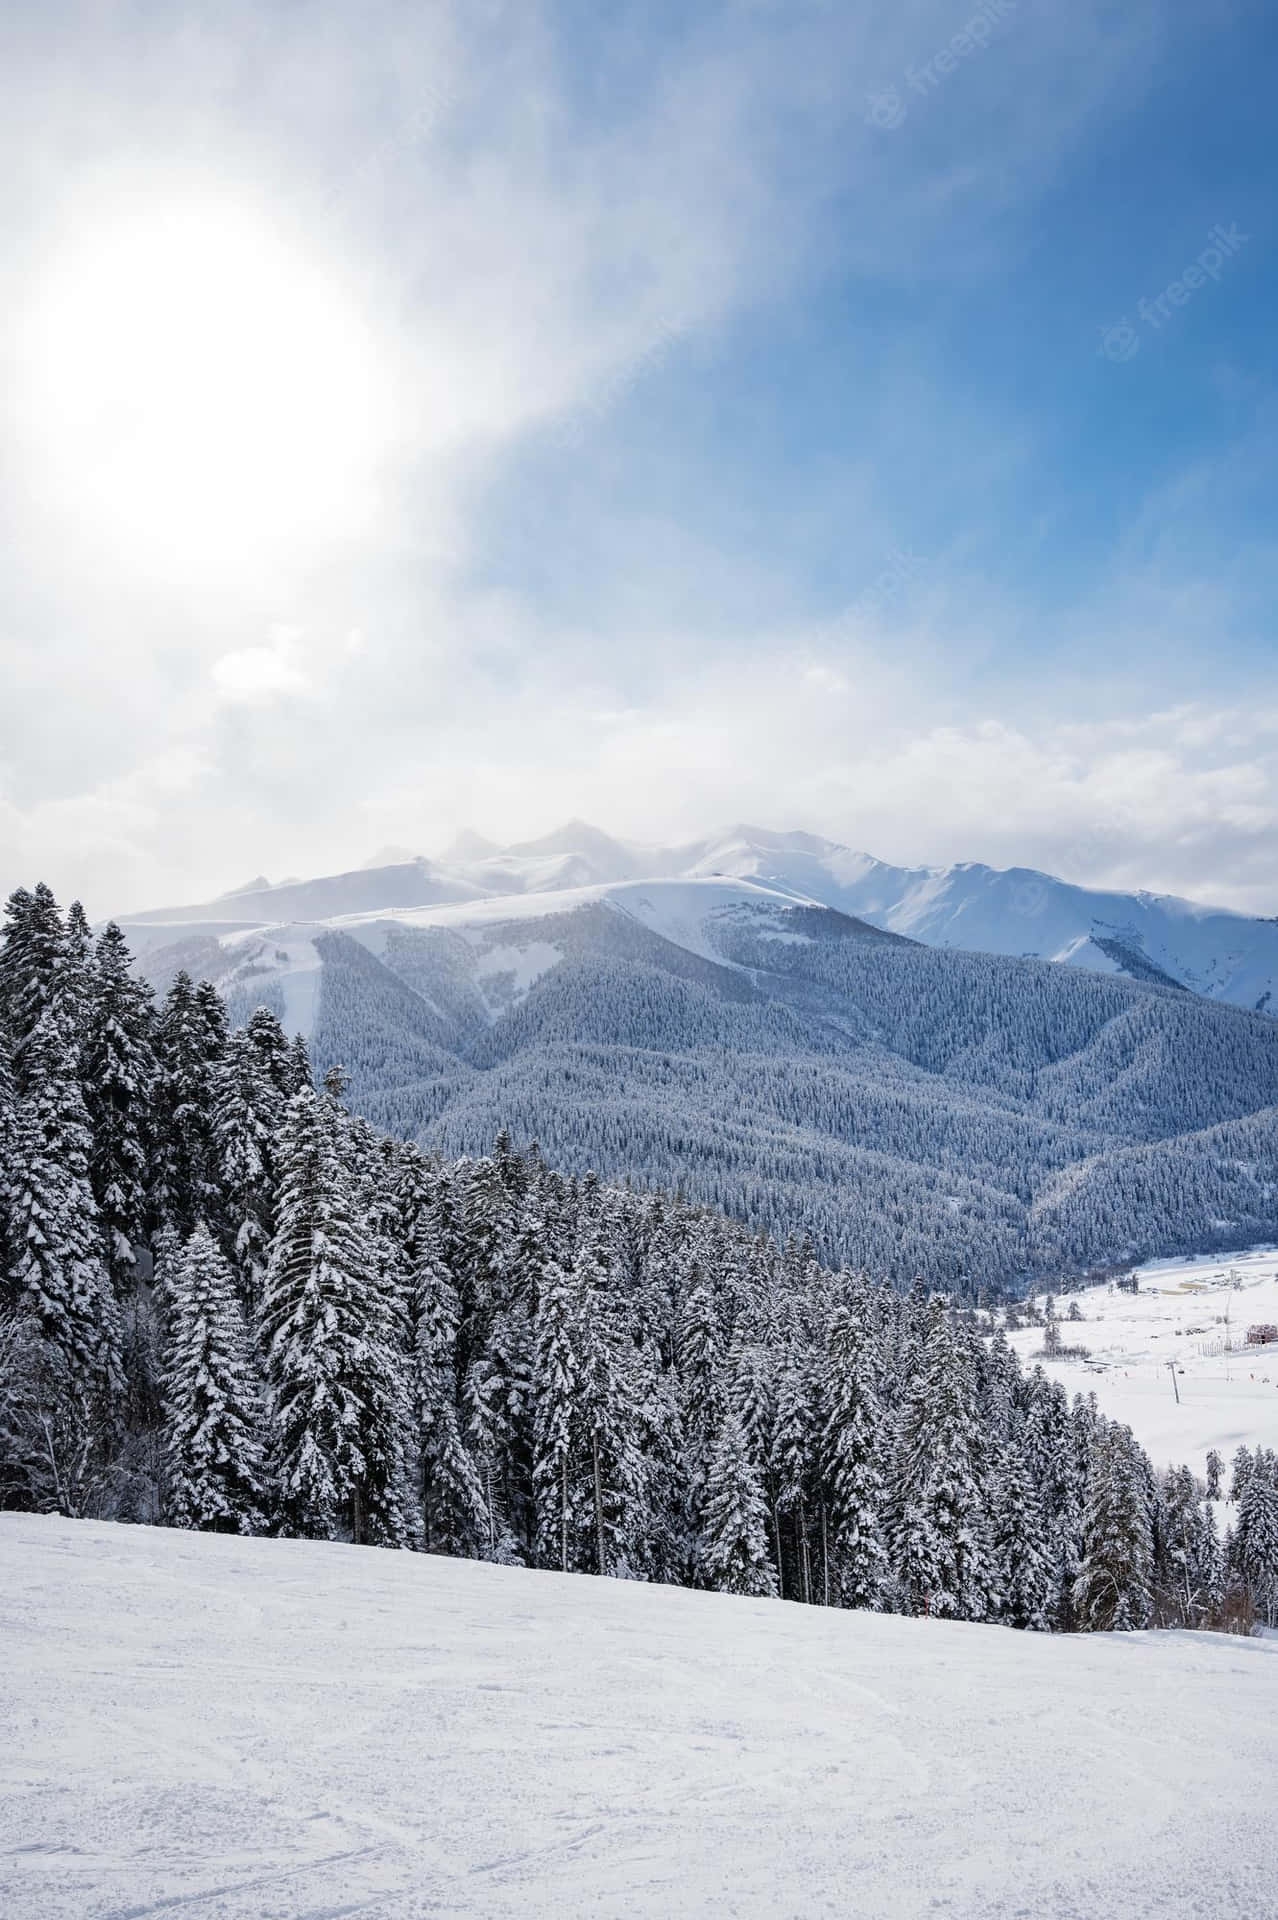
[1008,1246,1278,1470]
[3,1517,1277,1919]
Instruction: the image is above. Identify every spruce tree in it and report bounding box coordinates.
[83,923,156,1297]
[9,1003,123,1413]
[532,1257,582,1571]
[1074,1423,1155,1632]
[0,883,69,1085]
[821,1305,888,1610]
[212,1028,283,1311]
[412,1228,490,1556]
[259,1086,408,1546]
[990,1422,1053,1630]
[890,1309,995,1621]
[698,1410,778,1597]
[1229,1448,1278,1627]
[154,972,223,1235]
[163,1224,268,1533]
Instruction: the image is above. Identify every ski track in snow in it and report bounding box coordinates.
[3,1517,1278,1919]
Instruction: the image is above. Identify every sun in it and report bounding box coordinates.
[17,191,392,585]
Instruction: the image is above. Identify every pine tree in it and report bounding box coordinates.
[1074,1423,1155,1632]
[0,883,69,1085]
[698,1410,778,1597]
[821,1305,888,1610]
[9,1003,123,1413]
[286,1032,314,1094]
[412,1228,490,1556]
[573,1241,647,1577]
[1229,1448,1278,1627]
[212,1028,283,1311]
[259,1086,408,1545]
[246,1006,295,1106]
[83,924,156,1297]
[890,1309,995,1621]
[532,1257,582,1571]
[772,1355,816,1603]
[163,1224,268,1533]
[0,1041,16,1297]
[1156,1465,1221,1627]
[990,1422,1053,1630]
[153,973,225,1235]
[1205,1448,1223,1501]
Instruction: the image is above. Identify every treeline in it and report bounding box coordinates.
[2,882,1276,1634]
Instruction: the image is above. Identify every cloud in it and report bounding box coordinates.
[0,0,1271,919]
[212,631,311,703]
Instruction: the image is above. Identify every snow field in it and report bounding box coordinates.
[3,1515,1278,1919]
[1008,1246,1278,1470]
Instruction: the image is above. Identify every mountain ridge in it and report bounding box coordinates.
[122,821,1278,1014]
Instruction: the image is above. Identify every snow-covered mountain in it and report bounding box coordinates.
[123,821,1278,1013]
[116,851,1278,1290]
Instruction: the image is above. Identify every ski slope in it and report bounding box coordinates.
[1008,1246,1278,1470]
[3,1517,1278,1919]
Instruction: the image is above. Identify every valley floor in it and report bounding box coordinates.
[1009,1246,1278,1470]
[3,1518,1277,1918]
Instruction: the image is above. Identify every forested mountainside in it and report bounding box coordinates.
[130,880,1278,1290]
[4,883,1276,1633]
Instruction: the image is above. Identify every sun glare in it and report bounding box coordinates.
[18,194,391,584]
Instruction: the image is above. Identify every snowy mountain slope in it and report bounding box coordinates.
[122,820,1278,1012]
[1008,1246,1278,1471]
[122,874,883,1026]
[121,870,1278,1290]
[3,1516,1277,1920]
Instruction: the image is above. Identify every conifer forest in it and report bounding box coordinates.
[4,882,1275,1635]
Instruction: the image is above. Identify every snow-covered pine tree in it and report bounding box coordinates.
[245,1006,294,1106]
[572,1239,647,1577]
[411,1222,490,1557]
[212,1027,284,1312]
[0,884,69,1085]
[678,1268,724,1542]
[9,1002,123,1413]
[821,1303,888,1611]
[532,1256,582,1572]
[772,1352,816,1603]
[698,1409,778,1597]
[990,1418,1053,1631]
[163,1224,268,1534]
[83,923,156,1298]
[1155,1464,1221,1627]
[1229,1448,1278,1627]
[286,1031,314,1094]
[0,1038,16,1292]
[259,1086,408,1546]
[1073,1422,1155,1632]
[153,972,225,1237]
[889,1306,995,1621]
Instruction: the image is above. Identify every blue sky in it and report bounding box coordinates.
[1,0,1275,911]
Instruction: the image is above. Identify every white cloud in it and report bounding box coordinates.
[212,632,312,703]
[0,0,1269,921]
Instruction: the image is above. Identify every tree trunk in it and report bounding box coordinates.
[561,1454,569,1573]
[821,1499,830,1606]
[351,1484,364,1547]
[773,1502,784,1600]
[592,1432,606,1576]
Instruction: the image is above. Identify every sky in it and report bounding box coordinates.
[1,0,1276,916]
